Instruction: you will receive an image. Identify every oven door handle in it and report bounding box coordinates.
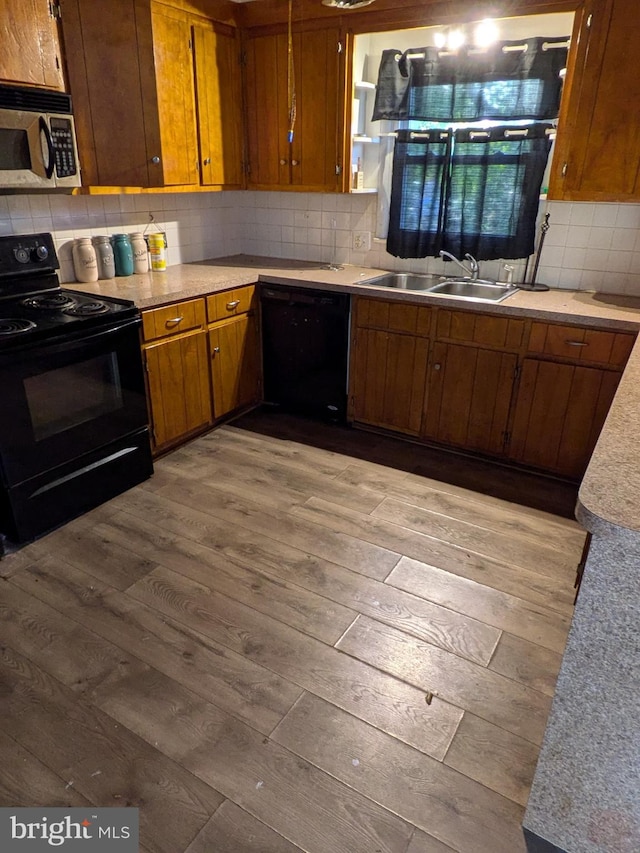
[39,116,56,180]
[2,316,141,360]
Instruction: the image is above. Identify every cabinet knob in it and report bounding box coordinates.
[203,157,211,166]
[291,159,300,166]
[226,300,240,310]
[151,156,161,165]
[213,346,220,354]
[433,363,442,371]
[279,159,288,166]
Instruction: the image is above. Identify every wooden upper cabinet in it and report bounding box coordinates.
[244,25,343,191]
[147,1,198,187]
[192,20,244,188]
[60,0,240,189]
[0,0,65,90]
[549,0,640,201]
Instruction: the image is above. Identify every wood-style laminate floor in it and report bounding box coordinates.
[0,412,584,853]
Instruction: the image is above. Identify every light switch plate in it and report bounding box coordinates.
[352,231,371,252]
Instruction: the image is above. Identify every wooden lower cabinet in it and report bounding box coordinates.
[144,329,213,452]
[423,342,517,456]
[509,358,622,478]
[209,314,261,420]
[349,295,633,481]
[351,328,429,435]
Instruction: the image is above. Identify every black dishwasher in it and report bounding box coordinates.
[261,284,350,422]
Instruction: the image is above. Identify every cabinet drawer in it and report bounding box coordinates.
[435,309,525,350]
[207,285,257,322]
[142,299,206,342]
[528,322,635,367]
[354,297,432,336]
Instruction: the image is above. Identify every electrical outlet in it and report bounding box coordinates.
[352,231,371,252]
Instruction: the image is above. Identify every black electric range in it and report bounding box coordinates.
[0,232,153,553]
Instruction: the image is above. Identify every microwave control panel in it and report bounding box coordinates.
[50,117,78,178]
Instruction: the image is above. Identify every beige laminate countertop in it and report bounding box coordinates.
[78,255,640,535]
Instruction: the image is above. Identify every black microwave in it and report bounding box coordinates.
[0,83,81,189]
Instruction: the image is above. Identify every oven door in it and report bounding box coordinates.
[0,317,149,488]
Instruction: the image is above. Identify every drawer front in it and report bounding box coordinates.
[528,322,635,367]
[354,297,432,336]
[142,299,206,342]
[207,285,257,322]
[435,309,525,350]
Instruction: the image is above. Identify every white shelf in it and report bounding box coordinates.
[350,188,378,194]
[355,80,376,91]
[352,135,378,144]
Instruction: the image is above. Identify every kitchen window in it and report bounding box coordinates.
[371,34,569,261]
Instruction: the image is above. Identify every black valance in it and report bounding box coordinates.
[372,37,569,122]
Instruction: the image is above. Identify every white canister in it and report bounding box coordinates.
[148,232,167,272]
[72,237,99,283]
[129,232,149,274]
[92,235,115,279]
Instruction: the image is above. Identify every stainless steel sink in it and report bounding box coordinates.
[361,273,444,291]
[360,272,517,303]
[427,279,516,303]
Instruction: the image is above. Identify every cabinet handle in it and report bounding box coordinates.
[203,157,211,166]
[151,156,161,165]
[291,159,299,166]
[279,159,288,166]
[565,340,588,347]
[165,316,183,327]
[433,363,442,371]
[226,300,241,310]
[212,346,220,354]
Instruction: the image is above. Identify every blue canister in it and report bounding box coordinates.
[112,233,134,276]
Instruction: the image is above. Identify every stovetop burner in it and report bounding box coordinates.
[23,293,78,311]
[0,233,140,351]
[0,319,38,336]
[64,300,110,317]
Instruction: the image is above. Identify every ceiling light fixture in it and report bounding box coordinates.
[474,19,500,48]
[321,0,377,9]
[447,29,466,50]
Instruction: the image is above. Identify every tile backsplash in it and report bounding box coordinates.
[1,191,639,296]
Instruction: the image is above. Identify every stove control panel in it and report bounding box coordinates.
[0,233,59,278]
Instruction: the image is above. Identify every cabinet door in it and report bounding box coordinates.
[0,0,64,90]
[60,0,151,186]
[549,0,640,200]
[351,328,429,436]
[144,331,212,451]
[509,358,621,478]
[149,1,198,187]
[423,342,517,456]
[209,314,261,420]
[244,32,289,188]
[192,21,243,188]
[289,27,341,191]
[244,26,341,191]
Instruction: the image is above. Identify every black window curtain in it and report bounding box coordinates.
[387,125,552,260]
[372,37,569,122]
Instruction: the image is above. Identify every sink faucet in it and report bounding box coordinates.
[439,250,479,281]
